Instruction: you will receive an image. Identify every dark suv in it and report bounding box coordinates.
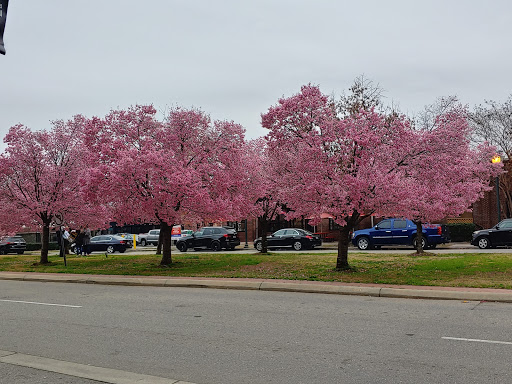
[0,236,27,254]
[471,219,512,249]
[176,227,240,252]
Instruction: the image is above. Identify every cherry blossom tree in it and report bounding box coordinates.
[262,85,417,270]
[0,117,107,264]
[394,101,502,253]
[86,105,248,266]
[470,96,512,217]
[242,139,284,253]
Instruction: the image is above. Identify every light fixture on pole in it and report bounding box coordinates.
[244,219,249,248]
[491,154,502,223]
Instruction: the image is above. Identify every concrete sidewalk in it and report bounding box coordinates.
[1,271,511,303]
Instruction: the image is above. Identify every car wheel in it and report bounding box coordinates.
[177,242,187,252]
[106,245,115,254]
[141,239,147,247]
[211,241,221,251]
[477,237,491,249]
[357,236,371,250]
[255,241,263,251]
[292,241,302,251]
[119,248,126,253]
[413,236,427,249]
[0,248,6,255]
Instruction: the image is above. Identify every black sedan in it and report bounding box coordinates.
[88,235,131,254]
[254,228,322,251]
[0,236,27,254]
[471,219,512,249]
[176,227,240,251]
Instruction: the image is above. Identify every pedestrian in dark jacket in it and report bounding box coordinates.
[74,230,85,256]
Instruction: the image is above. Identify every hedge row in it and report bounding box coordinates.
[445,223,477,242]
[25,243,60,251]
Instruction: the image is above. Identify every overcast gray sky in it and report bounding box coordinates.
[1,0,511,143]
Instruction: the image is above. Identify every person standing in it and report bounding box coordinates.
[83,225,91,255]
[59,226,70,257]
[74,230,85,256]
[63,227,71,255]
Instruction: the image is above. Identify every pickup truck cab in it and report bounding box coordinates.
[351,218,449,250]
[138,229,160,246]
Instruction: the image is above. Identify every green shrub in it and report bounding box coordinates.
[445,223,477,242]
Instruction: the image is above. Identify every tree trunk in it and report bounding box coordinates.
[258,216,269,253]
[336,225,352,270]
[414,220,424,254]
[335,212,361,271]
[156,228,163,255]
[159,221,173,266]
[40,222,50,264]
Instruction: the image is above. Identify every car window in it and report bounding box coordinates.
[499,220,512,229]
[212,228,223,234]
[202,228,213,235]
[393,220,407,229]
[8,236,25,242]
[149,230,159,235]
[273,229,286,236]
[377,220,391,229]
[286,230,299,236]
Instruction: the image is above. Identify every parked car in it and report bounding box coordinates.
[116,232,140,245]
[87,235,131,254]
[175,227,240,251]
[172,229,194,245]
[351,218,450,250]
[138,229,160,246]
[471,219,512,249]
[0,236,27,254]
[253,228,322,251]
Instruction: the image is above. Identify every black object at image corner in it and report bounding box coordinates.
[0,0,9,55]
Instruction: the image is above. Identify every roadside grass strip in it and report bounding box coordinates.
[1,251,512,289]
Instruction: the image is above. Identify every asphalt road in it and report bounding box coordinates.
[1,280,511,384]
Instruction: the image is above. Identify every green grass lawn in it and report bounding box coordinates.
[2,250,512,289]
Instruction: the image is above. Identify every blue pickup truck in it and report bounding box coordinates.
[351,218,450,250]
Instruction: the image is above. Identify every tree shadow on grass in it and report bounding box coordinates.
[32,262,56,266]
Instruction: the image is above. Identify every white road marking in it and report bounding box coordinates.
[0,299,82,308]
[442,336,512,345]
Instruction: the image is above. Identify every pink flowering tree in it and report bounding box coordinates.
[0,117,107,264]
[86,105,248,266]
[262,85,419,270]
[242,139,284,253]
[391,101,502,253]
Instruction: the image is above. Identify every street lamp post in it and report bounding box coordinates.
[244,219,249,248]
[492,155,502,223]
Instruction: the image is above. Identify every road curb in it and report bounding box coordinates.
[0,350,194,384]
[1,272,512,302]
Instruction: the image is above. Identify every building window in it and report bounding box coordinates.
[329,219,341,231]
[226,221,242,231]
